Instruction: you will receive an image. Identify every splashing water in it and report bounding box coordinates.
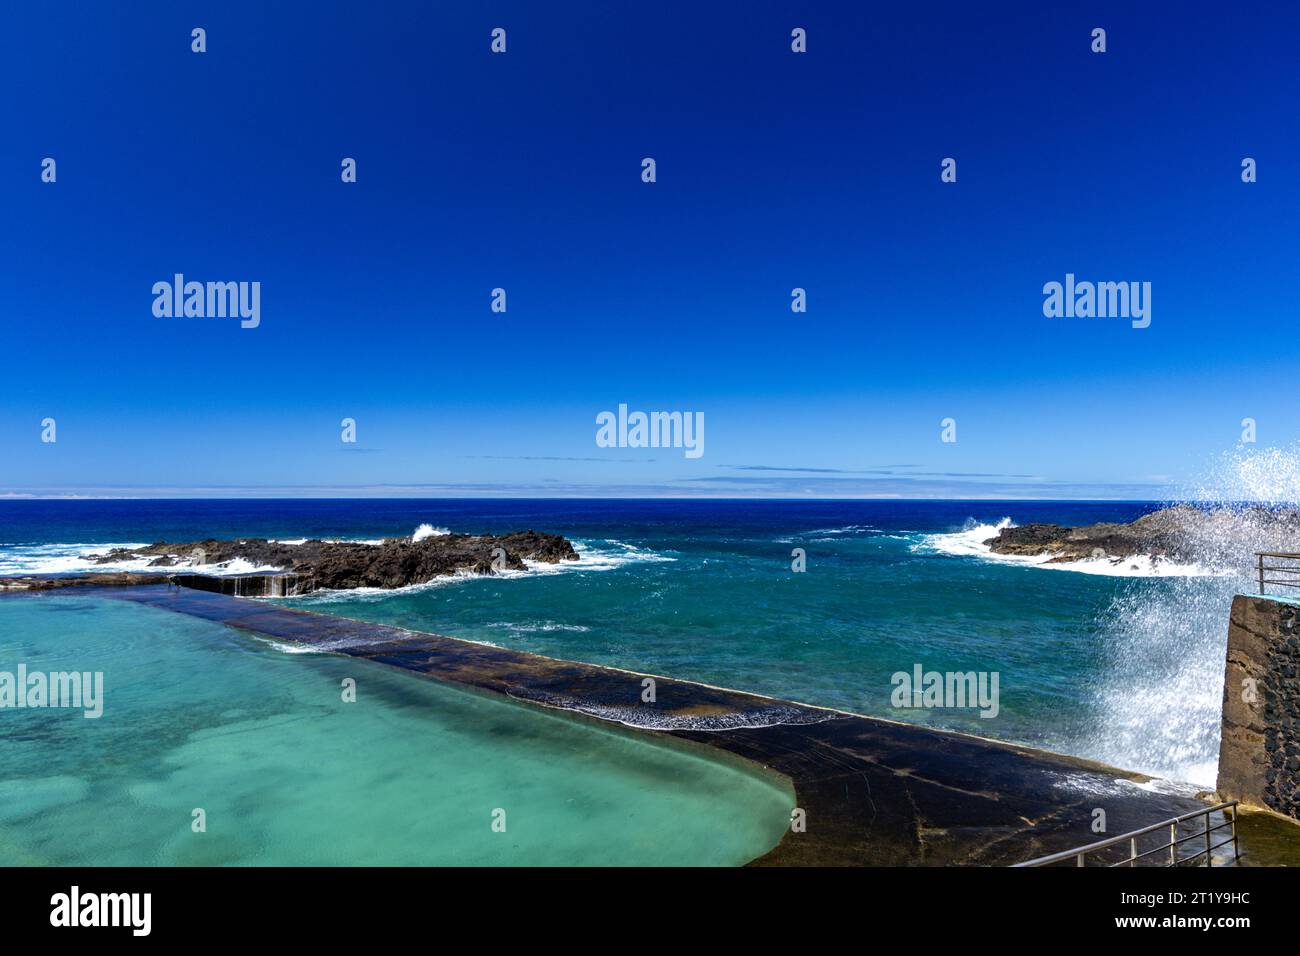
[410,524,450,543]
[1089,445,1300,786]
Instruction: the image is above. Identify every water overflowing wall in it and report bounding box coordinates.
[172,573,307,598]
[1217,594,1300,819]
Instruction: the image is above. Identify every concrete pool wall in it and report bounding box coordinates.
[96,582,1236,866]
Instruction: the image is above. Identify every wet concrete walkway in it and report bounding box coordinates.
[102,584,1215,865]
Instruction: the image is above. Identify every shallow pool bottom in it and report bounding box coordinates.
[0,593,793,866]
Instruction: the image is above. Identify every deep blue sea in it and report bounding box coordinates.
[0,498,1236,787]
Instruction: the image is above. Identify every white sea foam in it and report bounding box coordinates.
[804,525,879,536]
[567,539,677,570]
[0,541,293,577]
[271,537,384,546]
[250,632,406,654]
[279,538,675,604]
[484,620,591,634]
[2,530,674,586]
[282,570,483,603]
[253,638,324,655]
[0,543,154,576]
[201,557,285,574]
[512,689,837,732]
[488,539,676,578]
[915,518,1013,559]
[913,517,1222,578]
[1046,771,1148,798]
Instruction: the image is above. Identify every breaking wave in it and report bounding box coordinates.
[913,518,1221,577]
[279,538,676,604]
[0,543,154,576]
[1086,444,1300,786]
[0,543,283,576]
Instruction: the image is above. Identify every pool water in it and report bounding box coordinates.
[0,593,793,866]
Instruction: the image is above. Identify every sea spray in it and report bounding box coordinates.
[1090,577,1230,786]
[1088,444,1300,786]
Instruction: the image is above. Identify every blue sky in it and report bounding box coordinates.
[1,1,1296,498]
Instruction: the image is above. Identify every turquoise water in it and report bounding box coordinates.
[278,509,1143,757]
[0,593,793,866]
[0,499,1239,785]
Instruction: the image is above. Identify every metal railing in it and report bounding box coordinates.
[1014,801,1239,867]
[1256,552,1300,595]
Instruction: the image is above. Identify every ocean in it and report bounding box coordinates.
[0,498,1244,793]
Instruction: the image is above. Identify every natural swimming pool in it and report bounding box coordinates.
[0,593,793,866]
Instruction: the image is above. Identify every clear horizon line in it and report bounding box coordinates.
[0,491,1208,503]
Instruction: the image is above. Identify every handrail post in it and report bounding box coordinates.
[1231,805,1239,862]
[1076,852,1084,867]
[1129,836,1137,866]
[1169,823,1177,865]
[1259,552,1266,594]
[1205,813,1212,866]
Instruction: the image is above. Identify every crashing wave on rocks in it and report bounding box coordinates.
[914,513,1233,578]
[286,537,676,603]
[0,529,582,594]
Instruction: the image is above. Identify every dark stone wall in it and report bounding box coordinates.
[1217,595,1300,819]
[172,573,306,598]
